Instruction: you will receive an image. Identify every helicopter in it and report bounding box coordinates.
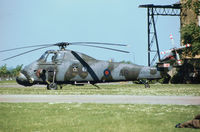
[0,41,191,89]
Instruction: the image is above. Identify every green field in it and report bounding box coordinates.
[1,82,200,131]
[0,80,16,84]
[0,83,200,96]
[1,103,200,132]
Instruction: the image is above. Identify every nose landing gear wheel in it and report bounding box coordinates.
[47,83,57,90]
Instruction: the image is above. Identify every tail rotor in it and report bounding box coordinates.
[159,34,191,67]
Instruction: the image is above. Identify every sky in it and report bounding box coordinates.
[0,0,180,68]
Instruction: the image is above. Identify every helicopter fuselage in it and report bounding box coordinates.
[16,50,162,87]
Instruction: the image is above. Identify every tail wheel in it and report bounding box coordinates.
[47,83,57,90]
[145,83,150,88]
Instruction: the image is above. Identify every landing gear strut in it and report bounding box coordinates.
[46,68,58,90]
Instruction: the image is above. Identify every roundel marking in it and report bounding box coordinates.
[104,69,111,77]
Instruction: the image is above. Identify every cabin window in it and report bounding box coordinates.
[150,68,157,75]
[55,53,64,60]
[82,67,87,72]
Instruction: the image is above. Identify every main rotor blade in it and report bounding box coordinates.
[0,44,54,53]
[75,44,130,53]
[2,46,53,61]
[70,42,127,46]
[0,42,127,53]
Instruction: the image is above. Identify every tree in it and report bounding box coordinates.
[0,64,8,78]
[181,23,200,57]
[181,0,200,57]
[11,65,23,77]
[0,64,23,79]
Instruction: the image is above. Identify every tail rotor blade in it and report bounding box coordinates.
[161,44,191,55]
[178,44,191,50]
[185,44,191,48]
[170,34,176,48]
[175,51,182,66]
[171,44,192,51]
[161,49,173,55]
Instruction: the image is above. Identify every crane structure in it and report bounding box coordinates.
[139,3,181,66]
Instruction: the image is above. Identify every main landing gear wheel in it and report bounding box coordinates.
[47,83,58,90]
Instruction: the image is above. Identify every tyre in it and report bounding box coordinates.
[48,83,57,90]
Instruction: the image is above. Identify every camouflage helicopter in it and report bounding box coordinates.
[1,41,191,89]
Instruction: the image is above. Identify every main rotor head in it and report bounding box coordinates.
[55,42,70,50]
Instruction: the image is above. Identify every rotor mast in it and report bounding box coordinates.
[55,42,69,50]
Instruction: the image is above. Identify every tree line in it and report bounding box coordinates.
[0,64,23,80]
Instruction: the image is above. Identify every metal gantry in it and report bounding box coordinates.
[139,4,181,66]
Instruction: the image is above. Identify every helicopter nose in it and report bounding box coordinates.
[16,72,29,86]
[16,72,34,86]
[16,72,27,82]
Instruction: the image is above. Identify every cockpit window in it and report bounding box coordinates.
[39,51,48,60]
[38,50,58,63]
[46,53,56,63]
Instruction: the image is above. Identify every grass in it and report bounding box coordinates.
[0,83,200,96]
[0,103,200,132]
[1,82,200,131]
[0,80,16,83]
